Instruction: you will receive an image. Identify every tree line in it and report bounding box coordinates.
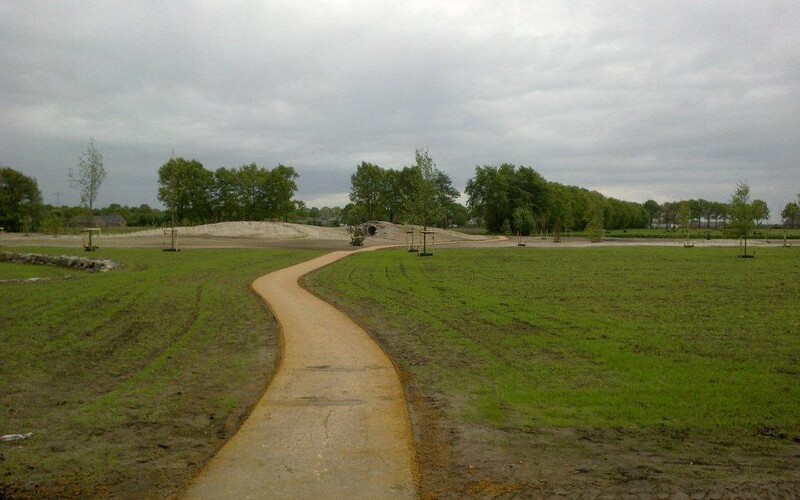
[3,139,800,234]
[157,157,299,225]
[643,197,774,229]
[346,148,462,228]
[464,164,649,235]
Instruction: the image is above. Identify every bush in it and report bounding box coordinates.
[347,225,365,246]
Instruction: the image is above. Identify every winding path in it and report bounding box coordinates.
[184,247,417,499]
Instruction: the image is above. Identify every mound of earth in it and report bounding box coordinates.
[119,221,351,241]
[360,220,488,244]
[114,221,488,245]
[0,221,493,250]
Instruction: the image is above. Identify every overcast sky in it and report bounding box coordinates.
[2,1,799,219]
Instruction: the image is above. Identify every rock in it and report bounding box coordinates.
[0,252,119,273]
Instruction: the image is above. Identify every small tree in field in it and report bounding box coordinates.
[512,207,535,236]
[729,181,756,257]
[585,199,604,242]
[347,225,365,246]
[69,138,106,249]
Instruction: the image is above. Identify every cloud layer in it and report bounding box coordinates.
[2,1,798,216]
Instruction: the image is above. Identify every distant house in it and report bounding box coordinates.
[68,215,128,228]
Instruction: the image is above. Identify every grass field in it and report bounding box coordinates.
[0,262,74,280]
[599,227,800,240]
[0,247,321,498]
[307,246,800,495]
[460,226,800,240]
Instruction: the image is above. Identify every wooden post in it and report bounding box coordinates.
[419,230,435,257]
[163,228,179,251]
[82,228,101,251]
[406,228,417,253]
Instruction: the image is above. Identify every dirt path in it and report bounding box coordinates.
[183,247,417,499]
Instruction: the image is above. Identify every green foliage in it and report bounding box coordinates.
[268,164,300,221]
[500,218,511,236]
[158,158,298,225]
[781,201,799,227]
[752,199,770,226]
[158,157,214,224]
[546,184,573,234]
[511,207,534,236]
[465,164,647,233]
[347,150,458,227]
[0,247,321,495]
[643,199,661,229]
[0,166,43,232]
[677,201,691,228]
[347,225,365,246]
[308,247,800,440]
[729,181,756,256]
[408,148,452,229]
[466,164,543,233]
[349,162,386,221]
[40,208,65,236]
[291,204,344,227]
[585,197,605,242]
[90,203,166,226]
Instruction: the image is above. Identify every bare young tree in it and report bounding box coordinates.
[69,138,107,216]
[729,181,756,257]
[69,138,106,249]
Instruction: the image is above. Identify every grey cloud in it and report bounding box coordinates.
[1,0,798,216]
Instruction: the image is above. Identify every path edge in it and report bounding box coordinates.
[297,245,423,495]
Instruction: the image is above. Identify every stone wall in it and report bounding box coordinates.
[0,252,120,272]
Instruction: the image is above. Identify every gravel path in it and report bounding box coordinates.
[183,247,417,499]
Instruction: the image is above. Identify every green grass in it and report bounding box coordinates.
[0,262,75,280]
[559,227,800,239]
[0,247,321,497]
[451,226,489,235]
[307,247,800,439]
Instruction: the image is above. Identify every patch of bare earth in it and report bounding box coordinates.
[2,221,491,251]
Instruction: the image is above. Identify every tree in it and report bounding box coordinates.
[235,163,272,220]
[69,138,106,219]
[546,184,573,240]
[465,164,546,233]
[697,199,714,228]
[709,202,728,228]
[267,164,299,221]
[407,148,456,254]
[407,148,454,230]
[0,166,43,232]
[465,165,512,232]
[448,203,470,227]
[729,181,756,257]
[211,167,242,221]
[752,199,769,227]
[511,207,535,236]
[661,201,677,229]
[643,199,661,229]
[349,162,386,221]
[585,195,605,242]
[677,201,691,229]
[781,202,799,227]
[157,157,214,224]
